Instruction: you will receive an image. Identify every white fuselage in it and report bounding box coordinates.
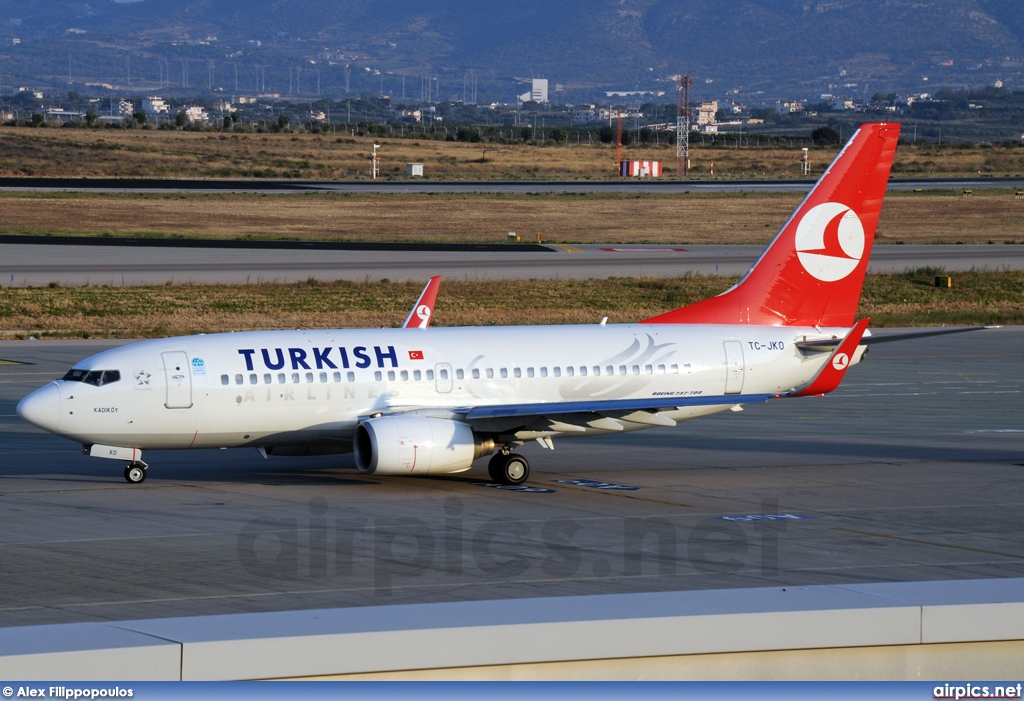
[21,323,851,453]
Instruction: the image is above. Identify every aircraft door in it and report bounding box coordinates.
[723,341,745,395]
[162,351,193,409]
[435,363,453,394]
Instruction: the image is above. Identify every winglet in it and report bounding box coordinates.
[790,318,870,397]
[403,276,442,329]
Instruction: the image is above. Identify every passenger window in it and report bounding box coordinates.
[514,368,521,378]
[221,375,229,386]
[414,370,422,381]
[235,374,243,385]
[401,370,409,381]
[249,374,258,385]
[566,367,574,377]
[387,370,396,381]
[527,367,535,378]
[440,369,449,380]
[319,372,327,383]
[374,371,382,381]
[631,365,640,375]
[579,367,587,377]
[606,366,614,375]
[644,365,653,375]
[305,372,313,383]
[278,373,286,384]
[347,372,355,382]
[592,366,600,376]
[486,368,494,379]
[658,364,666,374]
[264,373,272,384]
[619,365,626,375]
[540,367,548,377]
[426,370,434,380]
[670,364,679,374]
[553,367,561,377]
[500,368,508,378]
[291,373,300,383]
[471,369,480,379]
[456,369,464,380]
[333,372,341,382]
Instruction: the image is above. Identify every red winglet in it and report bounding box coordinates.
[403,276,442,329]
[791,318,871,397]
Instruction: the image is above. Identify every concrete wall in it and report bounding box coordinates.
[1,578,1022,681]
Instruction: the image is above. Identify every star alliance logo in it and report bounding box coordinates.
[134,370,151,389]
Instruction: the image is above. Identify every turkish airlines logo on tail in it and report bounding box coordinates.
[414,304,431,328]
[795,202,865,282]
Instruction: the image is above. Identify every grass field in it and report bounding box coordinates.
[1,127,1023,181]
[1,189,1022,245]
[1,270,1019,339]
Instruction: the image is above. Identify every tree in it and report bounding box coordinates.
[30,113,45,128]
[520,126,532,142]
[811,126,841,146]
[598,125,615,143]
[174,111,187,128]
[549,127,567,143]
[85,111,97,127]
[133,111,147,126]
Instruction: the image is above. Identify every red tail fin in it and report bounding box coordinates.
[403,276,441,329]
[643,123,900,327]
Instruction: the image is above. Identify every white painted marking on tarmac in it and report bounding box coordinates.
[963,429,1024,434]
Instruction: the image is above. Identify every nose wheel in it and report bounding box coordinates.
[487,452,530,485]
[124,463,147,484]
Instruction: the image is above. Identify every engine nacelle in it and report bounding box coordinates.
[354,415,494,476]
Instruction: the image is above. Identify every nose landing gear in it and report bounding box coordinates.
[123,461,149,484]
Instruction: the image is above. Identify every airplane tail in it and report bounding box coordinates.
[643,122,901,327]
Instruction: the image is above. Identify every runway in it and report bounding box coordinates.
[5,242,1024,286]
[0,176,1022,194]
[0,328,1022,629]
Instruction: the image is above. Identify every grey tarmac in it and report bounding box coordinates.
[0,328,1021,629]
[5,243,1024,287]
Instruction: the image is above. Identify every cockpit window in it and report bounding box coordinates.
[62,369,121,387]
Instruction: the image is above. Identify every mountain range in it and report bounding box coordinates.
[0,0,1021,103]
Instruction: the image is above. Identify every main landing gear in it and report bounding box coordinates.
[487,451,530,486]
[123,461,148,484]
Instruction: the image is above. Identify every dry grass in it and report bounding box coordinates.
[1,127,1024,180]
[2,271,1020,339]
[1,190,1022,244]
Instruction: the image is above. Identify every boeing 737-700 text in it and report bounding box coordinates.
[20,123,956,485]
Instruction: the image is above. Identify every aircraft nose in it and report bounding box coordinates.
[17,382,61,433]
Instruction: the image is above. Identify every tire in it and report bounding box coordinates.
[124,464,146,484]
[494,453,530,486]
[487,452,508,483]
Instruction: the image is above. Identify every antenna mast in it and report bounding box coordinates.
[676,73,692,177]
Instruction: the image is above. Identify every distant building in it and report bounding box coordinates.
[775,100,805,114]
[697,100,719,125]
[181,105,208,123]
[518,78,548,104]
[118,100,134,117]
[143,97,170,115]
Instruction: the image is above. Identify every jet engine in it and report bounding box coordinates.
[353,415,494,475]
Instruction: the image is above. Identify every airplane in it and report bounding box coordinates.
[17,122,975,486]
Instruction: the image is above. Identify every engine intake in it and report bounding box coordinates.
[354,415,494,475]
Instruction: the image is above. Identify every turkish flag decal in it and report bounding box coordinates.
[408,350,424,360]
